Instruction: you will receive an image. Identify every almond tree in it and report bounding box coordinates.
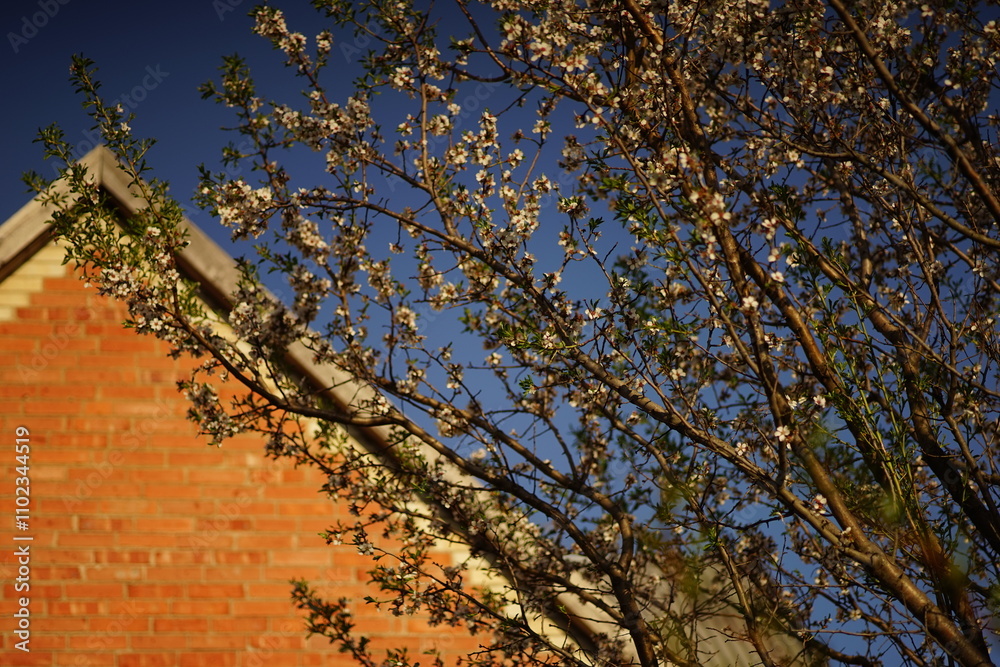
[30,0,1000,665]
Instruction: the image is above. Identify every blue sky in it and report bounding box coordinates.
[0,0,328,240]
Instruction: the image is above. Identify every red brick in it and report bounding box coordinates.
[151,566,204,581]
[68,634,128,649]
[269,617,306,635]
[117,533,179,548]
[64,583,125,599]
[141,484,200,499]
[243,582,298,600]
[36,616,89,633]
[26,633,67,649]
[157,499,216,515]
[128,584,185,598]
[153,618,209,633]
[0,322,58,336]
[49,600,107,615]
[33,548,96,564]
[38,276,88,291]
[4,367,64,383]
[119,654,177,667]
[26,515,75,531]
[66,368,137,383]
[78,516,134,531]
[0,647,44,665]
[59,532,115,548]
[178,653,238,667]
[275,501,336,515]
[171,601,229,615]
[188,468,247,484]
[66,416,133,432]
[90,611,150,632]
[134,517,195,532]
[114,600,170,615]
[50,433,106,448]
[85,565,144,581]
[29,466,70,482]
[101,384,158,399]
[118,637,171,653]
[150,550,210,566]
[81,482,144,497]
[7,583,63,599]
[250,634,306,650]
[215,551,265,564]
[232,501,276,515]
[34,565,82,579]
[166,450,225,466]
[0,338,36,352]
[24,400,83,415]
[56,336,100,351]
[30,292,97,308]
[232,600,285,616]
[182,533,234,550]
[195,517,253,532]
[0,384,39,398]
[188,583,244,599]
[75,353,141,368]
[184,634,247,650]
[95,550,150,564]
[210,616,268,633]
[266,549,330,567]
[100,337,163,353]
[246,518,289,532]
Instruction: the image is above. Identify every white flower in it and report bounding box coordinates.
[812,494,828,513]
[774,425,792,442]
[427,114,452,135]
[391,67,414,89]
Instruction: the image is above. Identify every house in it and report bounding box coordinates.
[0,146,483,666]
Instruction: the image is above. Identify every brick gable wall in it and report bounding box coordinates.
[1,245,481,666]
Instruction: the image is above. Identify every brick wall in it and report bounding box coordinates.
[0,244,481,666]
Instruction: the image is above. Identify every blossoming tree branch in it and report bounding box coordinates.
[29,0,1000,665]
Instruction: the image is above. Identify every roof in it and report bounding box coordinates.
[1,145,389,449]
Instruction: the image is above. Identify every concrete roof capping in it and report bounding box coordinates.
[0,145,821,667]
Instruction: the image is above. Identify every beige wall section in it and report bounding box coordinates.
[0,242,68,321]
